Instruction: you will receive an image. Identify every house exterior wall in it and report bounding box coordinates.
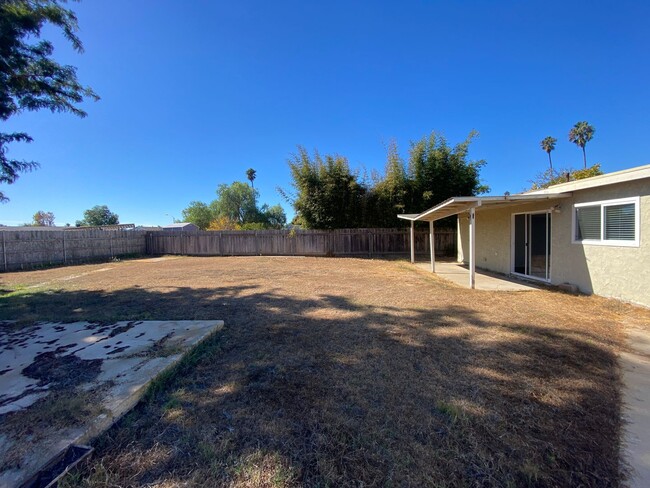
[457,178,650,307]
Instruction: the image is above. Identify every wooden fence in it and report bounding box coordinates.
[0,229,147,271]
[146,228,456,258]
[0,228,456,272]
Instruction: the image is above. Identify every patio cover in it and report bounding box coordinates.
[397,193,572,288]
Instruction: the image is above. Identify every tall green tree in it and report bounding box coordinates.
[284,147,365,229]
[540,136,557,174]
[367,140,409,227]
[568,121,595,169]
[0,0,98,202]
[76,205,119,227]
[283,133,487,229]
[407,131,488,214]
[246,168,256,188]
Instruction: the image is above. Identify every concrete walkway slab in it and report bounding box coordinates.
[622,319,650,487]
[0,320,223,488]
[414,261,540,291]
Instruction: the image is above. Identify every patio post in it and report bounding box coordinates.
[429,220,435,272]
[410,221,415,264]
[469,207,476,289]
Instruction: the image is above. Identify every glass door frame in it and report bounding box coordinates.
[510,210,552,283]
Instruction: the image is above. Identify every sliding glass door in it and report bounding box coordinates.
[512,212,551,281]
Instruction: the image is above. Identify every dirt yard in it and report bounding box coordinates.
[1,255,646,487]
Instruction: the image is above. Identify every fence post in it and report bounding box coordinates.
[2,232,6,271]
[109,233,114,259]
[368,230,373,258]
[63,231,67,264]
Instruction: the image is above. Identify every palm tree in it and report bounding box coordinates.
[246,168,256,188]
[540,136,557,174]
[568,121,595,169]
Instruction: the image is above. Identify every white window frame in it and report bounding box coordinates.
[572,196,640,247]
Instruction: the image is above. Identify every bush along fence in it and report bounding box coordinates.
[0,229,147,271]
[146,228,456,258]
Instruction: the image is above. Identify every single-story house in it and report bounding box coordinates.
[398,164,650,308]
[162,223,199,232]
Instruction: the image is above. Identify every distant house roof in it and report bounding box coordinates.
[135,226,163,231]
[162,222,199,231]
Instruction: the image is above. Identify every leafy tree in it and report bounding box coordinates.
[261,204,287,229]
[283,133,487,229]
[76,205,119,227]
[212,181,260,224]
[0,0,98,202]
[284,147,365,229]
[181,201,213,230]
[182,181,287,230]
[540,136,557,174]
[568,121,595,169]
[366,140,409,227]
[32,210,54,226]
[529,164,604,190]
[407,131,488,214]
[246,168,256,188]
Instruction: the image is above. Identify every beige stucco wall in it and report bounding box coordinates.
[457,179,650,307]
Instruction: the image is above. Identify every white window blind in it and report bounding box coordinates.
[576,205,601,240]
[605,203,635,240]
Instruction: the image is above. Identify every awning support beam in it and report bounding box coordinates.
[429,221,435,272]
[410,221,415,264]
[469,207,476,289]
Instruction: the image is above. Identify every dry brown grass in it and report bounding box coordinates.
[1,255,645,487]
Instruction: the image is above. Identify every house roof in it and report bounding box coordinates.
[398,164,650,223]
[162,222,196,228]
[526,163,650,195]
[398,193,572,222]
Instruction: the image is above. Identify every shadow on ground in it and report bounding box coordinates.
[1,283,622,487]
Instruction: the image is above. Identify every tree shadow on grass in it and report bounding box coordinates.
[1,284,623,487]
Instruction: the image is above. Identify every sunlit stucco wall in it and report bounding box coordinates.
[457,179,649,307]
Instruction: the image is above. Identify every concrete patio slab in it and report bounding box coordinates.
[0,319,223,488]
[414,261,541,291]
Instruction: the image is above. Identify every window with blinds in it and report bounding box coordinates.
[605,203,635,240]
[573,197,639,246]
[576,206,600,240]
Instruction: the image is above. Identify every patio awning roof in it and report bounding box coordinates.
[397,193,573,222]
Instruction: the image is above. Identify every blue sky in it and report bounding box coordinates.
[2,0,649,226]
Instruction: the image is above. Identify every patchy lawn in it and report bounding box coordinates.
[0,255,643,487]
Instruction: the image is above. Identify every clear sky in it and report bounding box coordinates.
[2,0,649,226]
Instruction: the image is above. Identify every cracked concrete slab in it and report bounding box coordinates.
[0,319,223,488]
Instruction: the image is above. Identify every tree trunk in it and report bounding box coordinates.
[582,146,587,169]
[548,152,553,174]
